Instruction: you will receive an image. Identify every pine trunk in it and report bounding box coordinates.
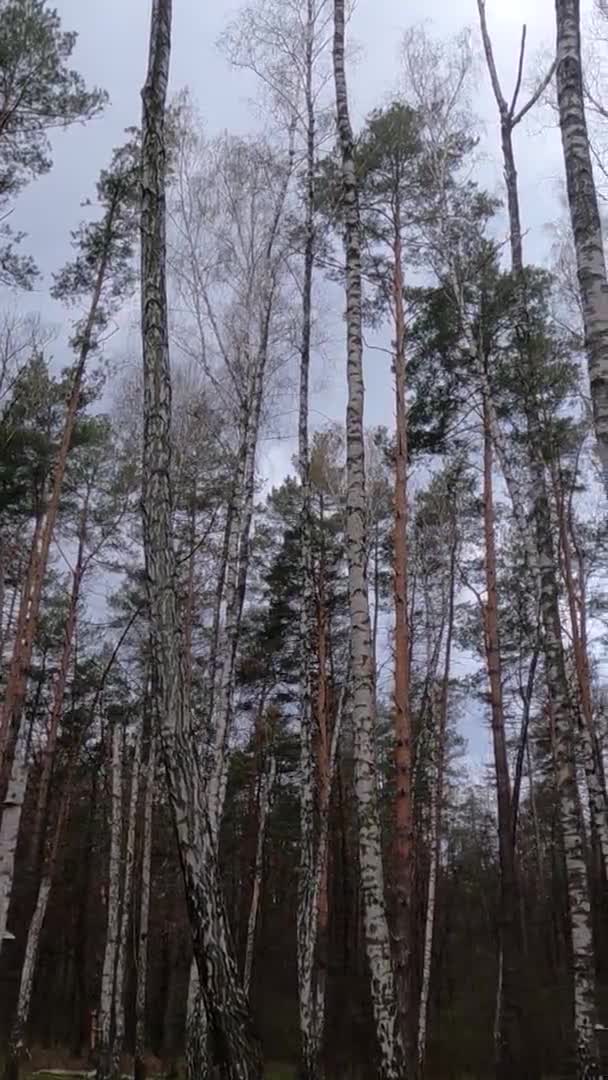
[333,3,404,1075]
[30,499,88,868]
[0,205,117,764]
[482,393,526,1079]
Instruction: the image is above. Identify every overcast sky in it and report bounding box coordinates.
[8,0,597,767]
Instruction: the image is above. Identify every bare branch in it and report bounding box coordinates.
[512,59,557,127]
[508,24,527,118]
[476,0,507,114]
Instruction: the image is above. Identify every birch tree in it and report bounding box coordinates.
[555,0,608,494]
[333,2,404,1075]
[139,2,262,1074]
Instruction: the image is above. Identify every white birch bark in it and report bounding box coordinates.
[333,3,404,1075]
[140,4,261,1073]
[0,734,27,952]
[112,726,143,1076]
[555,0,608,491]
[243,753,276,998]
[135,732,155,1080]
[4,780,72,1080]
[96,721,124,1080]
[296,7,321,1076]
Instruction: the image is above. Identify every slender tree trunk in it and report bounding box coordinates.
[112,726,144,1076]
[30,498,88,868]
[296,8,323,1076]
[333,3,404,1074]
[417,536,456,1077]
[555,0,608,491]
[96,721,124,1080]
[481,392,527,1080]
[243,751,276,998]
[140,5,261,1074]
[0,733,27,949]
[472,17,601,1068]
[392,213,414,1059]
[530,454,601,1078]
[3,758,74,1080]
[134,730,155,1080]
[553,465,608,879]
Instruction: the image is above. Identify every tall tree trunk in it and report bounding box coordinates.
[296,5,323,1075]
[530,455,601,1078]
[553,464,608,878]
[555,0,608,491]
[333,3,404,1075]
[139,4,261,1074]
[30,497,88,868]
[481,391,527,1079]
[135,732,155,1080]
[0,733,27,949]
[243,750,276,998]
[3,755,75,1080]
[392,208,414,1059]
[96,721,124,1080]
[474,13,600,1070]
[112,727,144,1076]
[417,531,456,1078]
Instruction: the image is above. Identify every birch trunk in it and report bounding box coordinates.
[112,727,144,1077]
[207,133,295,837]
[555,0,608,491]
[4,767,73,1080]
[243,752,276,998]
[135,732,155,1080]
[333,3,404,1074]
[553,466,608,879]
[0,734,27,950]
[530,453,601,1078]
[140,4,261,1074]
[296,6,319,1072]
[96,721,123,1080]
[392,209,414,1060]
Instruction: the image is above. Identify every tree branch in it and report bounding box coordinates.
[477,0,508,114]
[508,25,527,118]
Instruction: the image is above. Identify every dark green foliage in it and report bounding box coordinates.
[0,0,107,287]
